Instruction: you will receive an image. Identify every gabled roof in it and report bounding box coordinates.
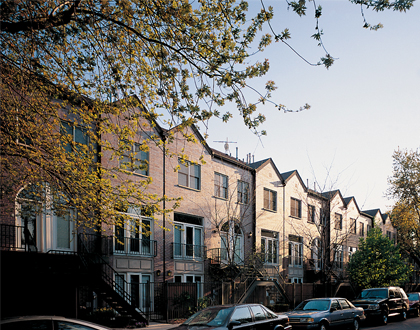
[343,196,361,214]
[321,190,347,208]
[281,170,295,182]
[248,158,270,170]
[249,158,284,184]
[321,190,340,200]
[280,169,308,192]
[362,209,381,218]
[362,209,383,224]
[211,148,254,170]
[382,213,390,223]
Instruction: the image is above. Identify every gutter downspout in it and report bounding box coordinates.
[162,141,168,322]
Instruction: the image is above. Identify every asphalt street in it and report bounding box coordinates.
[116,316,420,329]
[361,316,420,330]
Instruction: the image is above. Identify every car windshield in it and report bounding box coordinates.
[359,289,388,299]
[295,300,330,311]
[183,307,233,326]
[408,293,419,301]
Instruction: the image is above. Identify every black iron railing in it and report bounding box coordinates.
[207,248,243,264]
[0,224,37,252]
[77,234,148,323]
[114,236,157,257]
[171,242,206,260]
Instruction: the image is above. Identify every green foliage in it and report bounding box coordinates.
[0,0,413,231]
[173,291,196,317]
[388,149,420,266]
[347,227,412,289]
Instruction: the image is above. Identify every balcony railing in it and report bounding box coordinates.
[0,224,37,252]
[207,248,243,264]
[171,242,206,260]
[255,252,279,265]
[114,236,157,257]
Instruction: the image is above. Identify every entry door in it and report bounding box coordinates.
[129,274,140,308]
[141,274,152,312]
[17,201,38,251]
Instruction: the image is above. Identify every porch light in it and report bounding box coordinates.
[156,270,161,276]
[167,270,172,276]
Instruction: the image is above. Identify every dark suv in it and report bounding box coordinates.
[352,287,409,325]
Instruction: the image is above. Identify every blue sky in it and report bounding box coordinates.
[199,1,420,212]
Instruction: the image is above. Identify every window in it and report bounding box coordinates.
[120,141,149,176]
[214,173,228,199]
[173,213,204,259]
[114,206,154,256]
[308,205,315,223]
[261,230,278,264]
[289,235,303,267]
[334,213,343,230]
[15,185,75,252]
[61,120,96,157]
[250,305,267,321]
[311,238,322,269]
[221,220,243,264]
[334,245,343,269]
[230,307,252,324]
[290,198,302,218]
[237,180,249,204]
[359,222,365,236]
[348,246,357,260]
[178,160,201,190]
[367,224,372,233]
[331,300,341,310]
[386,231,392,240]
[263,188,277,211]
[320,208,328,226]
[351,219,357,234]
[339,299,351,309]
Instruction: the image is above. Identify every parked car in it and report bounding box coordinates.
[352,286,409,325]
[284,298,365,330]
[407,292,420,317]
[175,304,292,330]
[0,315,112,330]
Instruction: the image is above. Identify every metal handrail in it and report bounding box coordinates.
[77,234,147,320]
[207,248,243,264]
[114,236,157,257]
[0,224,37,252]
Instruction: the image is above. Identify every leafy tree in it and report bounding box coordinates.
[347,227,412,289]
[0,0,414,230]
[388,149,420,267]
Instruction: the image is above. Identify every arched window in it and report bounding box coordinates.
[15,184,75,252]
[220,219,243,264]
[16,185,41,251]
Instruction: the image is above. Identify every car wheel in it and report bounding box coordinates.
[400,308,407,321]
[380,311,388,325]
[319,323,328,330]
[352,318,359,330]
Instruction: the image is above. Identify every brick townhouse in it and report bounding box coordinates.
[1,102,398,321]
